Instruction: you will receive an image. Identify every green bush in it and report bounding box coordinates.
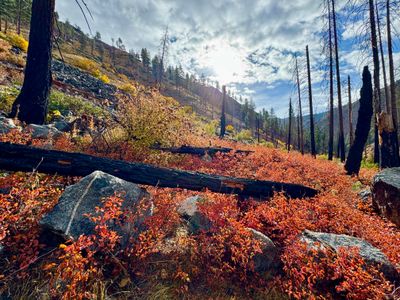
[0,86,19,113]
[48,90,107,118]
[234,129,253,142]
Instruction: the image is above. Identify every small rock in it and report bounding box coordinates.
[177,195,211,234]
[372,168,400,227]
[0,117,19,134]
[247,228,280,274]
[25,124,63,139]
[0,244,4,255]
[300,230,398,280]
[40,171,152,245]
[359,188,372,202]
[53,120,71,132]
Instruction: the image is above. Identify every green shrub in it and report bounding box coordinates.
[0,86,19,113]
[0,33,28,52]
[234,129,253,142]
[49,90,107,118]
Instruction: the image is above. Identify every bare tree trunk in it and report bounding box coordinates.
[295,55,304,155]
[348,76,354,146]
[386,0,400,166]
[220,85,226,138]
[10,0,55,125]
[345,67,374,175]
[306,45,316,157]
[332,0,345,162]
[297,113,301,151]
[17,0,22,35]
[328,0,334,160]
[369,0,382,165]
[376,1,390,111]
[287,98,293,152]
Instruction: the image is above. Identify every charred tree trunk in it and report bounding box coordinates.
[295,55,304,155]
[386,0,400,167]
[348,76,354,146]
[10,0,55,125]
[220,85,226,138]
[306,45,316,157]
[328,0,335,160]
[332,0,345,162]
[0,142,318,199]
[345,67,374,175]
[369,0,382,165]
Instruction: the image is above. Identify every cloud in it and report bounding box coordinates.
[56,0,399,117]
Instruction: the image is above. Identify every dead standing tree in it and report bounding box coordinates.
[306,45,317,157]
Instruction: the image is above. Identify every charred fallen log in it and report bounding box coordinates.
[0,142,318,199]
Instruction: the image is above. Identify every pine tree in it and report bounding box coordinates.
[220,86,226,138]
[141,48,150,69]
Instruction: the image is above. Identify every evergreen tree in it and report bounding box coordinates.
[141,48,150,69]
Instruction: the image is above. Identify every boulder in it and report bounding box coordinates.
[177,195,211,234]
[40,171,152,244]
[0,117,19,134]
[25,124,63,139]
[372,168,400,227]
[53,120,71,132]
[300,230,398,280]
[248,228,280,274]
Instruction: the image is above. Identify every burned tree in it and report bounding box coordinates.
[10,0,55,125]
[220,85,226,138]
[287,98,293,152]
[306,45,317,157]
[332,0,346,162]
[348,76,354,146]
[345,67,373,175]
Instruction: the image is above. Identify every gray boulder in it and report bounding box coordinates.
[26,124,63,139]
[372,168,400,227]
[53,120,71,132]
[177,195,211,234]
[40,171,152,244]
[300,230,398,280]
[0,117,19,134]
[248,228,280,274]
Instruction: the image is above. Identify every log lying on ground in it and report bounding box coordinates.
[0,142,318,199]
[151,145,254,156]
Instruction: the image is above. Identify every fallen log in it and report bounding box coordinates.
[151,145,254,156]
[0,142,318,199]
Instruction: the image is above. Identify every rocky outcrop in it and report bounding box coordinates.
[372,168,400,227]
[40,171,152,244]
[52,60,116,101]
[300,230,398,280]
[25,124,63,139]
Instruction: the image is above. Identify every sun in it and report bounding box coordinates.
[198,41,248,84]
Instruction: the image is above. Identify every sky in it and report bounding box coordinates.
[56,0,400,117]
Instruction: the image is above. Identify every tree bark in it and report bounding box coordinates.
[386,0,400,167]
[10,0,55,125]
[332,0,345,162]
[345,67,374,175]
[306,45,316,157]
[0,142,318,199]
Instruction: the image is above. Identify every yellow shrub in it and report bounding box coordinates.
[226,124,235,133]
[119,83,137,95]
[99,74,110,84]
[7,33,28,52]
